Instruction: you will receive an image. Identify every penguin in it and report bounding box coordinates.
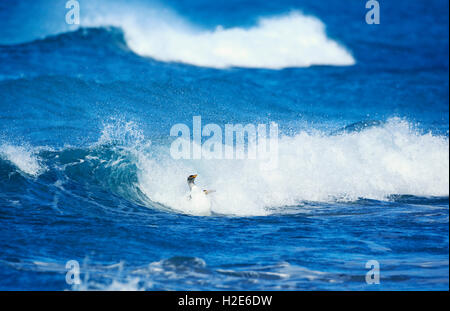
[186,174,214,215]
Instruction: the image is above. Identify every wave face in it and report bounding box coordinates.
[82,10,355,69]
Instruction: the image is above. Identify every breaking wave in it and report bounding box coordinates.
[135,118,449,215]
[2,118,447,216]
[80,5,355,69]
[0,143,46,176]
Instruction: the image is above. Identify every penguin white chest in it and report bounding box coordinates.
[189,185,211,216]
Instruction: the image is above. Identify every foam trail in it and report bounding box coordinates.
[134,118,448,216]
[81,5,355,69]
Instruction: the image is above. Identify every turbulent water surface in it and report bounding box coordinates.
[0,0,449,290]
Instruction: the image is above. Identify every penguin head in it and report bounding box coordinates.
[187,174,198,183]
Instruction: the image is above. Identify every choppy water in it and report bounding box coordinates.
[0,0,448,290]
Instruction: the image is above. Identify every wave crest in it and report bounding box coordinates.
[83,9,355,69]
[0,144,45,176]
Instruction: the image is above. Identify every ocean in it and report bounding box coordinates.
[0,0,448,290]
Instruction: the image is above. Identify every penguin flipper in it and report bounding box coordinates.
[203,189,216,195]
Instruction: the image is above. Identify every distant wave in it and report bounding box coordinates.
[2,118,447,216]
[81,7,355,69]
[1,3,355,69]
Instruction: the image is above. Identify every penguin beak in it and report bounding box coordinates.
[192,174,198,179]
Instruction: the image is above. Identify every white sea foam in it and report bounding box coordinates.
[82,5,355,69]
[133,118,449,216]
[0,144,45,176]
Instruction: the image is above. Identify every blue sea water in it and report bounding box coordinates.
[0,0,448,290]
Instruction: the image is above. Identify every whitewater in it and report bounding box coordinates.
[82,10,355,69]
